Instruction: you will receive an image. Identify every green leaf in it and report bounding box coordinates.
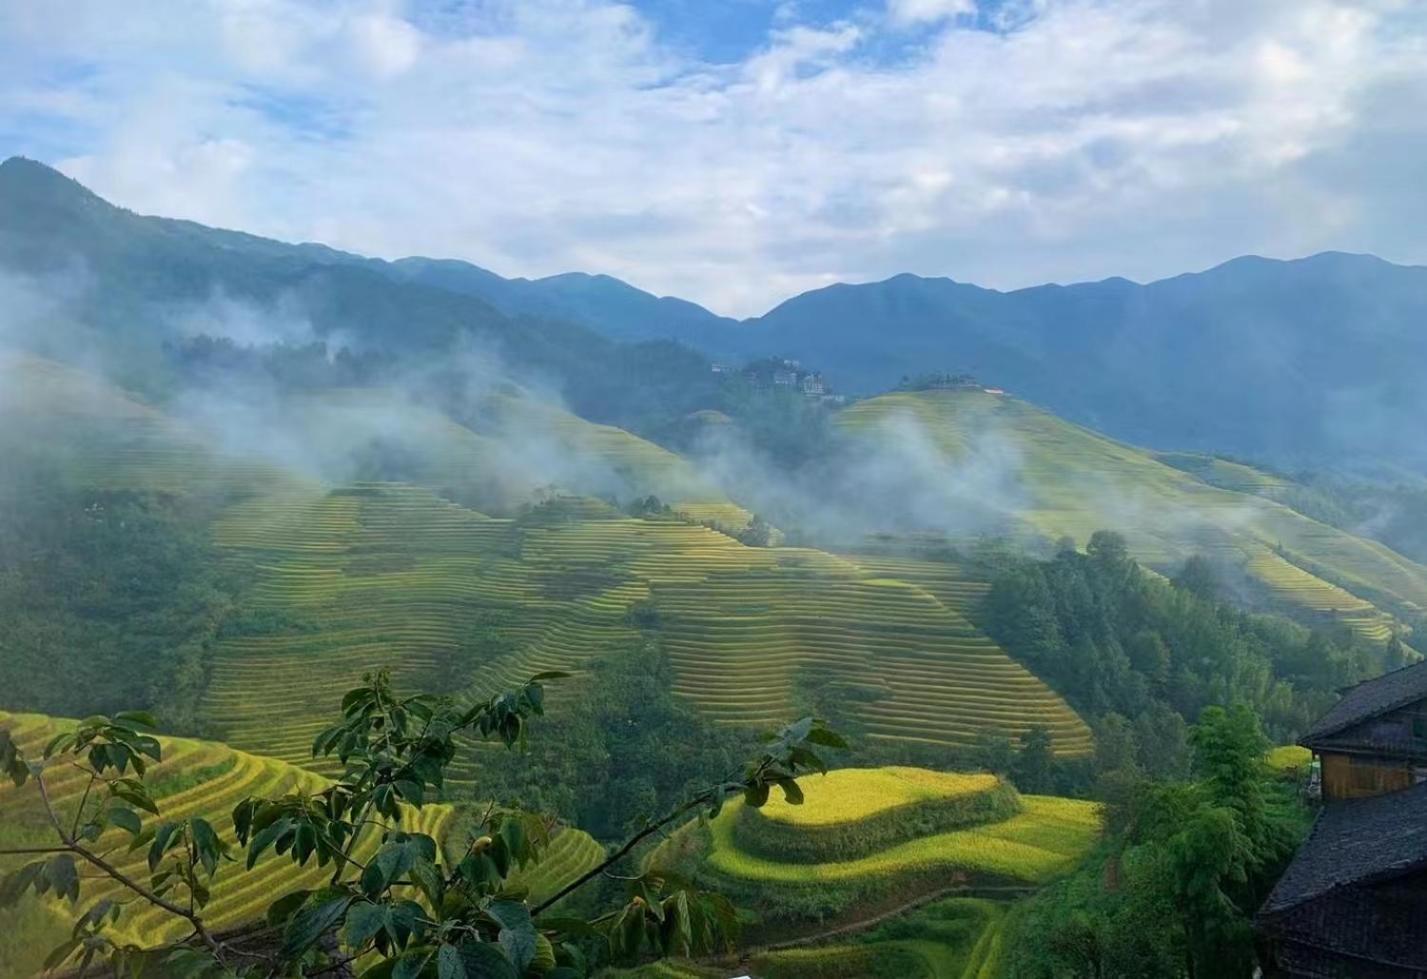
[113,783,159,816]
[488,900,537,973]
[527,671,571,682]
[743,781,770,808]
[456,941,517,979]
[776,777,804,805]
[265,889,311,928]
[343,901,386,949]
[107,806,142,837]
[410,858,444,908]
[437,943,465,979]
[114,710,158,730]
[190,817,224,875]
[46,854,79,903]
[282,893,353,958]
[805,724,849,749]
[393,948,436,979]
[43,938,80,971]
[245,820,288,869]
[147,822,182,872]
[0,862,44,906]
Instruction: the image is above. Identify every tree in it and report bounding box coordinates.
[972,730,1015,775]
[736,514,773,548]
[0,671,846,978]
[1172,556,1219,602]
[1085,530,1129,567]
[1013,727,1055,793]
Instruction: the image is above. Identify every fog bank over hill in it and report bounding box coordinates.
[8,154,1427,476]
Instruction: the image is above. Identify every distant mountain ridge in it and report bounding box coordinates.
[740,252,1427,473]
[5,155,1427,474]
[0,156,725,435]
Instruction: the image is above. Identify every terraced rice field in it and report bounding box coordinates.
[736,768,1021,865]
[0,353,293,496]
[652,553,1091,756]
[701,793,1100,888]
[644,766,1096,972]
[203,481,1092,774]
[0,712,455,961]
[838,390,1427,644]
[509,826,605,904]
[1266,745,1313,775]
[757,768,1002,828]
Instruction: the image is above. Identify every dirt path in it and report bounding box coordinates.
[751,883,1037,952]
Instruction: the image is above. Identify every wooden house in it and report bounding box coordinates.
[1256,780,1427,977]
[1299,660,1427,801]
[1256,662,1427,975]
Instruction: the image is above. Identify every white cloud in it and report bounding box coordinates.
[2,0,1425,317]
[886,0,976,26]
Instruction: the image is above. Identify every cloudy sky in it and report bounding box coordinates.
[2,0,1424,316]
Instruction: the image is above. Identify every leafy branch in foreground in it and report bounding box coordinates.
[0,670,846,977]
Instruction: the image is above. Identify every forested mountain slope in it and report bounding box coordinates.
[0,157,722,435]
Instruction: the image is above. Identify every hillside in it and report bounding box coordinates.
[835,389,1427,646]
[0,157,724,437]
[0,354,1092,771]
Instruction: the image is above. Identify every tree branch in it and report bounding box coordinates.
[34,771,226,964]
[70,771,98,840]
[531,789,718,916]
[0,845,74,856]
[532,755,779,917]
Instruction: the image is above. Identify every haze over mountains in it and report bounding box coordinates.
[5,154,1427,479]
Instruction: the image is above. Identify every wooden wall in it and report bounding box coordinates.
[1321,751,1416,801]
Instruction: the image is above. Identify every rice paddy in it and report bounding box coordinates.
[734,768,1022,864]
[650,768,1099,919]
[636,767,1097,976]
[756,768,1002,828]
[837,390,1427,645]
[199,480,1093,774]
[701,794,1100,888]
[509,826,606,904]
[0,711,455,975]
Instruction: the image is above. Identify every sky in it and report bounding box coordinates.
[2,0,1425,317]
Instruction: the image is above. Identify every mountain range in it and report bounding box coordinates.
[4,155,1427,476]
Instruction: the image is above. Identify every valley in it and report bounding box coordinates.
[1,160,1422,979]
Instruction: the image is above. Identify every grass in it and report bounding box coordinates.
[599,899,1011,979]
[5,356,1094,776]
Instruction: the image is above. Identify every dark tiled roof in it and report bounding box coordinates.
[1260,780,1427,916]
[1301,660,1427,746]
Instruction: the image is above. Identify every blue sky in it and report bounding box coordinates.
[2,0,1425,316]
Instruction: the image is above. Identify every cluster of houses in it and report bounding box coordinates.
[1256,660,1427,976]
[713,357,844,402]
